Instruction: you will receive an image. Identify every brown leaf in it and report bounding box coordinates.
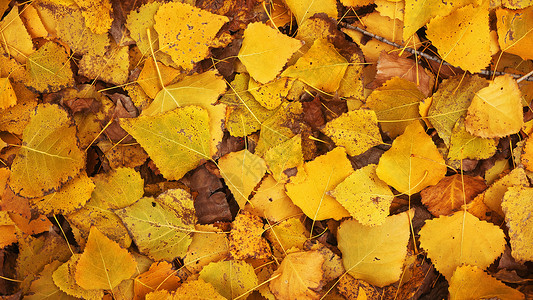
[189,164,232,224]
[63,97,101,114]
[421,174,486,216]
[303,96,326,130]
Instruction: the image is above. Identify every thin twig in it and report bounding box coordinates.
[340,22,533,82]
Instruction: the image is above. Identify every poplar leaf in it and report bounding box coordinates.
[284,0,337,25]
[199,260,258,299]
[496,7,533,60]
[25,42,74,93]
[501,186,533,262]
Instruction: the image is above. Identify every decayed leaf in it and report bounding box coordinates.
[501,186,533,262]
[199,260,258,299]
[0,78,17,109]
[116,189,196,261]
[9,104,85,198]
[154,2,228,69]
[52,254,104,300]
[449,265,525,300]
[0,8,34,63]
[25,42,74,93]
[305,241,345,282]
[25,261,77,300]
[282,39,348,93]
[376,122,447,195]
[134,261,181,299]
[120,105,211,181]
[427,75,488,146]
[248,175,303,222]
[79,46,129,85]
[218,149,267,208]
[126,2,162,56]
[285,147,352,221]
[465,75,524,138]
[73,0,113,34]
[90,167,144,210]
[269,251,325,300]
[75,227,137,290]
[183,224,229,273]
[331,164,394,226]
[284,0,337,25]
[238,22,303,84]
[420,174,486,217]
[364,77,425,138]
[447,117,498,160]
[426,4,491,73]
[264,135,304,183]
[419,211,506,279]
[31,172,95,215]
[496,7,533,61]
[337,210,413,287]
[229,210,272,260]
[322,109,382,156]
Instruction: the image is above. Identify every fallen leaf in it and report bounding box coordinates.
[419,211,506,279]
[283,0,337,25]
[125,2,162,56]
[264,135,304,183]
[0,78,17,109]
[248,77,294,109]
[248,175,303,222]
[0,8,34,63]
[183,224,229,273]
[52,254,104,299]
[74,0,113,34]
[199,260,258,299]
[79,46,129,85]
[137,58,180,99]
[265,217,309,257]
[447,117,498,160]
[496,7,533,61]
[90,167,144,210]
[145,279,226,300]
[0,211,17,248]
[25,42,74,93]
[25,261,77,300]
[133,261,181,300]
[229,210,272,260]
[501,186,533,262]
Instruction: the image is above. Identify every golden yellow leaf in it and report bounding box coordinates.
[265,217,309,257]
[305,241,345,282]
[134,261,181,300]
[145,279,226,300]
[126,2,162,56]
[90,167,144,210]
[426,4,491,73]
[248,175,303,222]
[284,0,337,25]
[73,0,112,34]
[248,77,294,109]
[25,42,75,93]
[20,4,49,39]
[465,75,524,138]
[0,78,16,109]
[364,77,425,138]
[502,186,533,261]
[255,101,302,156]
[238,22,303,84]
[264,135,303,183]
[419,211,506,280]
[0,211,17,248]
[361,12,420,47]
[183,224,229,273]
[337,210,413,287]
[75,227,137,290]
[286,147,352,221]
[496,7,533,60]
[376,122,446,195]
[322,109,382,156]
[448,117,498,160]
[229,210,272,260]
[120,106,211,181]
[9,104,85,198]
[376,0,404,21]
[0,8,34,63]
[282,39,348,93]
[137,58,180,99]
[154,2,228,70]
[79,46,129,85]
[332,164,394,226]
[218,149,267,208]
[342,27,398,63]
[449,265,525,300]
[52,254,104,300]
[25,261,77,300]
[199,260,258,299]
[269,251,324,300]
[31,172,95,215]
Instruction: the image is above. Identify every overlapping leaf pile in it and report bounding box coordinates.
[0,0,532,299]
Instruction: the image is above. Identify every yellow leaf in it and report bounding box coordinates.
[137,58,180,99]
[364,77,425,138]
[269,251,325,300]
[448,117,498,160]
[73,0,112,34]
[79,46,129,85]
[264,135,304,183]
[419,211,506,280]
[249,175,303,222]
[75,227,137,290]
[134,261,181,299]
[376,0,404,21]
[183,224,229,273]
[120,106,211,181]
[145,279,226,300]
[465,75,524,138]
[376,122,446,195]
[0,211,17,248]
[496,7,533,60]
[255,101,302,156]
[0,78,17,109]
[52,254,105,299]
[340,0,373,7]
[25,261,77,300]
[199,260,258,299]
[9,104,85,198]
[154,2,228,70]
[502,186,533,261]
[218,149,267,208]
[337,210,413,287]
[426,4,491,73]
[20,5,48,39]
[0,8,34,63]
[229,210,272,260]
[25,42,75,93]
[265,217,309,257]
[90,167,144,210]
[126,2,162,56]
[116,189,196,261]
[238,22,303,84]
[427,75,488,146]
[31,172,95,215]
[449,265,525,300]
[284,0,337,25]
[249,77,294,109]
[281,39,348,93]
[361,12,420,47]
[285,147,352,221]
[322,109,382,156]
[332,164,394,226]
